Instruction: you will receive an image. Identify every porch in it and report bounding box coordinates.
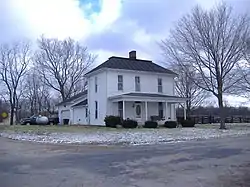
[109,93,188,124]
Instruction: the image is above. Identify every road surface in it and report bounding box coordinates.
[0,136,250,187]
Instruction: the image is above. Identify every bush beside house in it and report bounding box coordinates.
[122,119,138,128]
[180,119,195,127]
[164,121,177,128]
[144,121,158,128]
[104,115,121,128]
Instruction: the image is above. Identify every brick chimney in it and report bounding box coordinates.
[129,50,136,59]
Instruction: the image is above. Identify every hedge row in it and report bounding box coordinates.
[104,116,138,128]
[104,115,195,128]
[179,119,195,127]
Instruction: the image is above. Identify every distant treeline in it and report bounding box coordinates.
[177,106,250,117]
[177,106,250,124]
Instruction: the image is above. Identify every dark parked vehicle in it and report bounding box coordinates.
[48,117,59,125]
[20,115,59,125]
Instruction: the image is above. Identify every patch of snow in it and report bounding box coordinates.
[1,127,250,145]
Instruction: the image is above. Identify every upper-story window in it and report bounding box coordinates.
[135,76,140,92]
[95,77,97,93]
[158,78,163,93]
[118,75,123,91]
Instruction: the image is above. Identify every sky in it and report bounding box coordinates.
[1,0,250,106]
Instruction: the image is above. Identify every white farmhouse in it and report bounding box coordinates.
[57,51,188,126]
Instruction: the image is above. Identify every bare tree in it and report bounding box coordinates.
[0,41,31,125]
[240,39,250,93]
[14,80,25,123]
[160,3,250,129]
[22,67,56,116]
[171,64,208,117]
[35,36,96,101]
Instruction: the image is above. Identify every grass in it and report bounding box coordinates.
[1,123,249,134]
[195,123,250,129]
[0,125,118,134]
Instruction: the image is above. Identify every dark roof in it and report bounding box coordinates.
[86,56,176,75]
[56,90,87,106]
[72,99,88,107]
[123,93,186,99]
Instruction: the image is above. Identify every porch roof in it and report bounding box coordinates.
[109,92,188,103]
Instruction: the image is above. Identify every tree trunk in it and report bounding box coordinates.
[186,100,191,118]
[218,93,226,129]
[9,106,15,126]
[15,110,18,125]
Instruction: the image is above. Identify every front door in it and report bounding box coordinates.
[135,103,142,120]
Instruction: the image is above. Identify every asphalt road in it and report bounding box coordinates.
[0,136,250,187]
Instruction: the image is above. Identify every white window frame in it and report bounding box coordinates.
[158,78,163,93]
[95,77,97,93]
[135,76,140,92]
[118,75,123,91]
[95,101,98,119]
[85,108,88,118]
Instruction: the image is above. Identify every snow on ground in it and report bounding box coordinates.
[1,125,250,145]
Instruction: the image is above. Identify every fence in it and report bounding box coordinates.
[177,115,250,124]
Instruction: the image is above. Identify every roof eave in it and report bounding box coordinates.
[84,68,107,77]
[72,104,88,108]
[109,92,189,101]
[55,91,88,106]
[107,68,178,76]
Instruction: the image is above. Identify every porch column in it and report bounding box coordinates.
[184,102,187,120]
[145,101,148,121]
[165,102,168,120]
[169,104,172,120]
[122,100,125,120]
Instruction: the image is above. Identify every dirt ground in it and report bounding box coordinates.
[0,135,250,187]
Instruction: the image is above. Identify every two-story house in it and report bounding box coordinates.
[57,51,188,125]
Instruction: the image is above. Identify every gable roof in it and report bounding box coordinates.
[72,99,88,107]
[56,90,87,106]
[86,56,176,75]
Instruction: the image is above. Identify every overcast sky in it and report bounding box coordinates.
[1,0,250,106]
[1,0,249,61]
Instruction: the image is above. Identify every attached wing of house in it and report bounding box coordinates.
[57,50,188,125]
[56,91,88,125]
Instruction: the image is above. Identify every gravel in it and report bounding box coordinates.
[1,126,250,145]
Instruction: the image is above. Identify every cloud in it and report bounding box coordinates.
[1,0,249,62]
[0,0,122,42]
[0,1,31,42]
[120,0,198,34]
[90,0,122,31]
[16,0,91,40]
[84,0,201,63]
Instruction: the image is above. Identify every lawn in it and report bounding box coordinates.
[1,123,250,145]
[0,124,118,133]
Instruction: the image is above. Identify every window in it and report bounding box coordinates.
[85,108,88,118]
[135,76,140,91]
[118,101,123,118]
[158,102,163,119]
[118,75,123,91]
[158,78,163,93]
[95,77,97,93]
[95,101,98,119]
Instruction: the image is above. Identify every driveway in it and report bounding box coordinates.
[0,136,250,187]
